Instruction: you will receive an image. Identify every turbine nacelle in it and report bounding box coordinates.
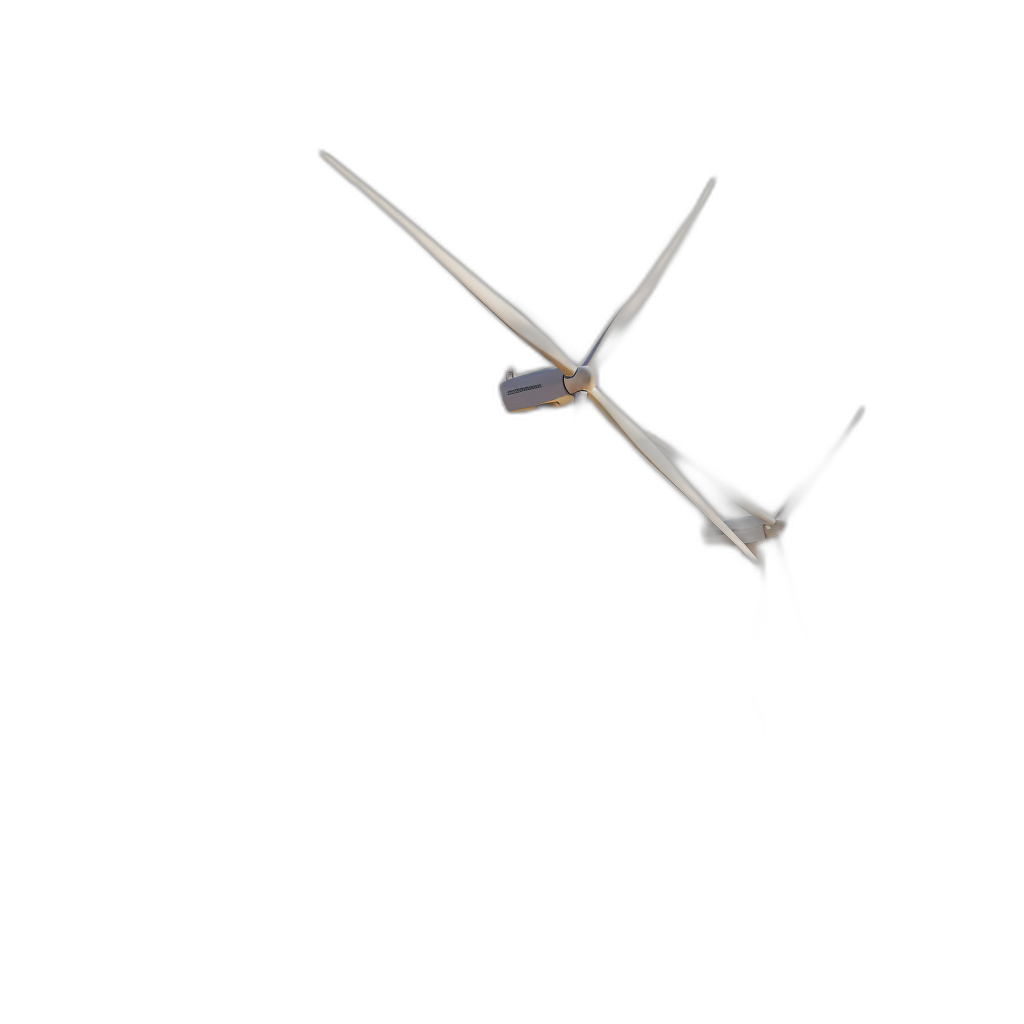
[499,364,596,412]
[700,404,864,549]
[703,516,787,546]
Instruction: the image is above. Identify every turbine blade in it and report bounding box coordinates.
[582,178,715,367]
[320,151,577,376]
[649,434,775,525]
[775,406,865,519]
[588,387,757,562]
[752,541,766,576]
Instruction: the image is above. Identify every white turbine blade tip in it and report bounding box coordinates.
[318,148,577,375]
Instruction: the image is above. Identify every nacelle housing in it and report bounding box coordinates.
[499,367,571,411]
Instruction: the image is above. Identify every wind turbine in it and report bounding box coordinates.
[320,151,862,563]
[647,405,864,561]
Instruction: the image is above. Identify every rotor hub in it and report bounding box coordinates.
[563,365,596,394]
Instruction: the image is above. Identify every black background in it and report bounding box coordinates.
[249,41,921,798]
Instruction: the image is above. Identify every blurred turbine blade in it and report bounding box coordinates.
[752,541,766,576]
[650,435,775,526]
[588,387,758,562]
[775,406,865,519]
[582,178,715,367]
[320,151,577,376]
[774,536,806,631]
[775,534,790,588]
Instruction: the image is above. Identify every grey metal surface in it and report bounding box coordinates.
[499,367,570,411]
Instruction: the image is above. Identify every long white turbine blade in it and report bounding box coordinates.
[582,178,716,367]
[647,433,776,526]
[320,151,577,376]
[588,388,757,562]
[775,406,865,519]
